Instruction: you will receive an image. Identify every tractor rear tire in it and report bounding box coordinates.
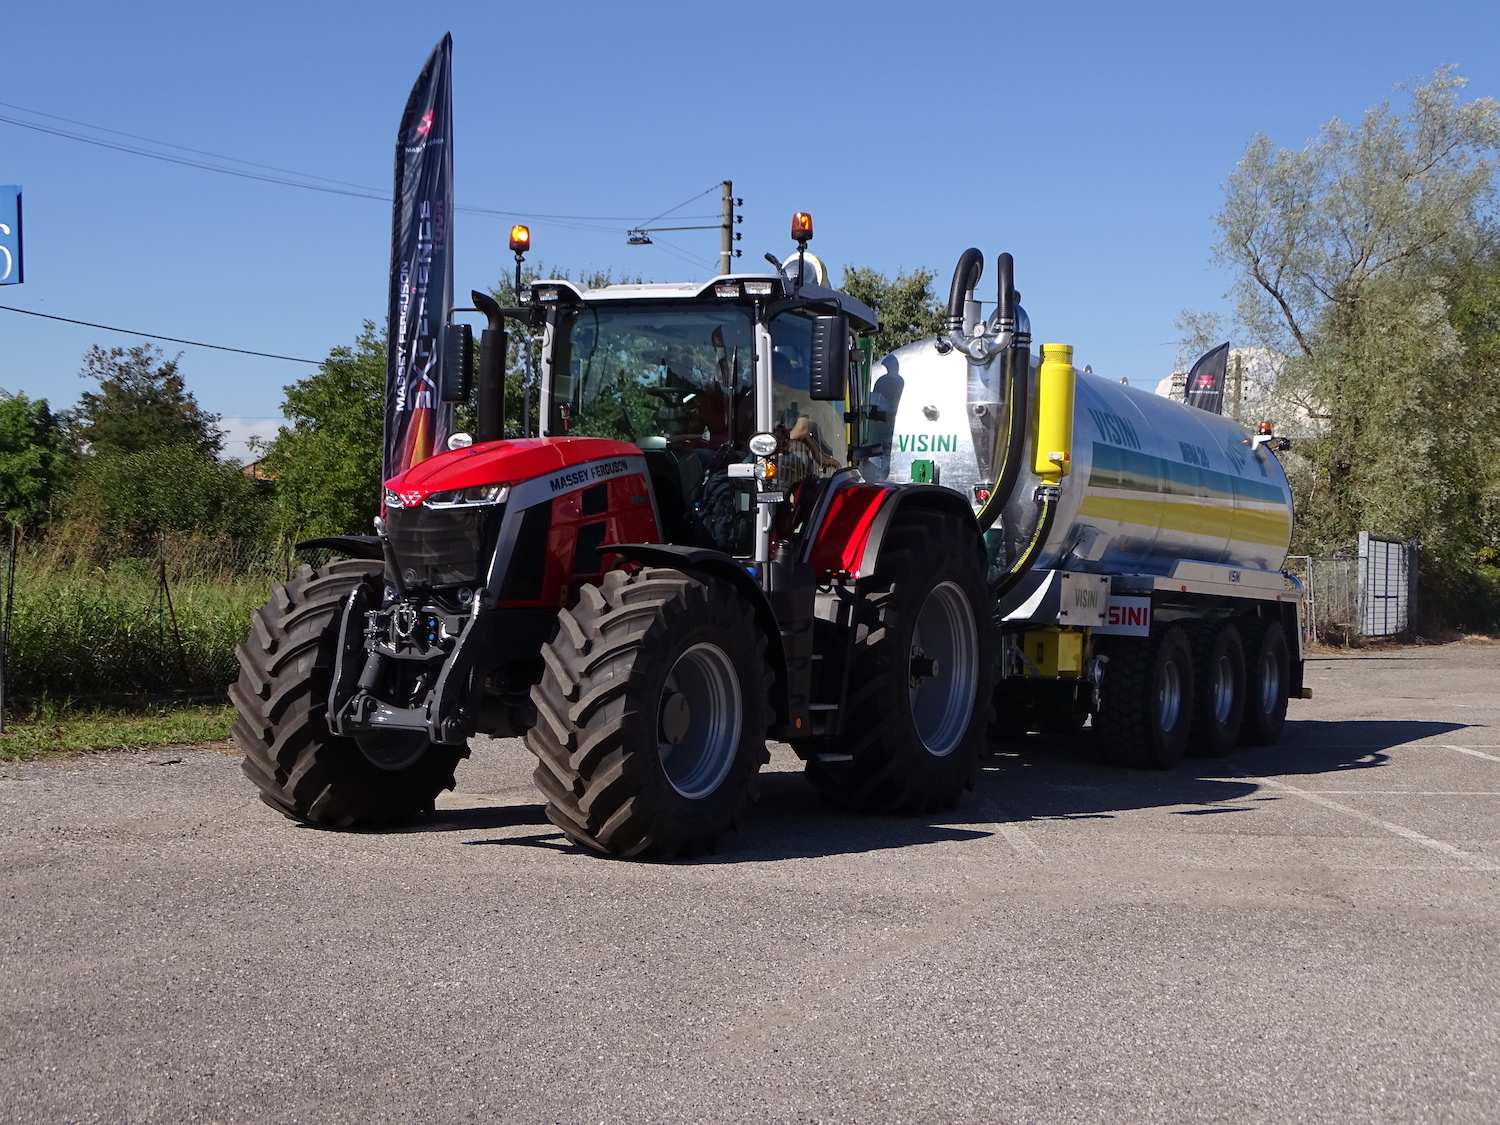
[1239,619,1290,746]
[231,560,466,828]
[1186,620,1246,758]
[806,509,992,814]
[1095,625,1195,769]
[526,567,772,858]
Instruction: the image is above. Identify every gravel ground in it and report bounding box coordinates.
[2,641,1497,1124]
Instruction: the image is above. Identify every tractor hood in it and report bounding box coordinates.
[385,437,640,507]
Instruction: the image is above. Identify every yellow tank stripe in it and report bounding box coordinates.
[1076,494,1291,546]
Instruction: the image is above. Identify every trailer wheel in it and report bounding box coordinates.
[1186,621,1246,758]
[1238,619,1290,746]
[526,567,772,858]
[231,560,466,827]
[807,509,992,813]
[1095,625,1195,769]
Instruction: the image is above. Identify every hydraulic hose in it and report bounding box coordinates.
[945,248,984,334]
[990,487,1059,599]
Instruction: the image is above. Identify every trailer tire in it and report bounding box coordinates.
[1186,621,1246,758]
[526,567,772,858]
[1239,619,1290,746]
[231,560,466,828]
[807,509,991,813]
[1095,625,1194,769]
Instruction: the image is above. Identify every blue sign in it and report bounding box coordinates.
[0,187,21,285]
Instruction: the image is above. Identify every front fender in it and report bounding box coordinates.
[602,543,789,723]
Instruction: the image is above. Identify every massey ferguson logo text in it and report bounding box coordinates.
[395,198,445,413]
[550,460,631,492]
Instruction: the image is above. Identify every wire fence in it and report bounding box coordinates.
[1286,535,1419,644]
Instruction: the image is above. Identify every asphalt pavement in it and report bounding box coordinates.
[2,641,1498,1124]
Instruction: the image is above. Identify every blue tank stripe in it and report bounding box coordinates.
[1089,443,1285,505]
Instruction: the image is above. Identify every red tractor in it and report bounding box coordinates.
[232,217,999,857]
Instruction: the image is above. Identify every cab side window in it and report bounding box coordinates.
[769,312,847,488]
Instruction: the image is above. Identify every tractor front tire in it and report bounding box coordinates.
[526,567,772,858]
[231,560,466,828]
[806,509,992,814]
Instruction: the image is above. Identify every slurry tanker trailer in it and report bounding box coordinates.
[232,217,1304,857]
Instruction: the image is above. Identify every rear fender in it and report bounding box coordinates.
[804,482,980,580]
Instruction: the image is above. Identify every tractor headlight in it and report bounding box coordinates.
[748,432,779,457]
[383,488,403,508]
[424,484,510,508]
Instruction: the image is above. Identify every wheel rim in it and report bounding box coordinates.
[908,581,980,757]
[1213,653,1235,725]
[658,642,743,800]
[1259,648,1281,715]
[1157,657,1183,733]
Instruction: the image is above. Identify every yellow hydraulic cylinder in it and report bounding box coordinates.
[1033,343,1076,482]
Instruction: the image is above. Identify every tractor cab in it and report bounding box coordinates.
[529,272,878,563]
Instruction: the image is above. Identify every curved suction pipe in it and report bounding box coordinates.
[944,248,984,334]
[974,248,1030,535]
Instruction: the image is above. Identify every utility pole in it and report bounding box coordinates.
[720,181,742,275]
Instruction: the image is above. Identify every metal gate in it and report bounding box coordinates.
[1285,535,1418,643]
[1358,532,1418,637]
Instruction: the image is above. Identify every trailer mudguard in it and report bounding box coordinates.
[602,542,790,723]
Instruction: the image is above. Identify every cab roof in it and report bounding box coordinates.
[528,273,880,333]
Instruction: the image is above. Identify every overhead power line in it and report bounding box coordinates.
[0,102,719,230]
[0,304,319,364]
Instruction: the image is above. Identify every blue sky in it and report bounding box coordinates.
[2,0,1498,458]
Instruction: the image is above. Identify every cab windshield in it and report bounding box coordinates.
[549,303,755,449]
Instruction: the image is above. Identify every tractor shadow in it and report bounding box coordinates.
[961,717,1469,826]
[406,716,1470,862]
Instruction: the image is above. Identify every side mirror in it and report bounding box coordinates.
[440,323,473,404]
[808,314,848,401]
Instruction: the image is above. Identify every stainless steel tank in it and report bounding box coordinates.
[862,338,1295,577]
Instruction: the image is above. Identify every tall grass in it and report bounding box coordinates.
[2,531,289,702]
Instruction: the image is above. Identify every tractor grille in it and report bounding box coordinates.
[385,503,505,589]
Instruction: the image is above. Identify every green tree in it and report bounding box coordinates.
[0,392,70,530]
[71,343,224,456]
[839,266,945,358]
[1213,67,1500,597]
[59,444,268,550]
[258,322,386,539]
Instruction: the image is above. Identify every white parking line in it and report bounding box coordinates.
[1312,791,1500,796]
[1443,745,1500,764]
[1213,773,1498,870]
[974,795,1046,861]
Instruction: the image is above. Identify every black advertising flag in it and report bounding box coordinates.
[1184,342,1230,415]
[384,34,455,488]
